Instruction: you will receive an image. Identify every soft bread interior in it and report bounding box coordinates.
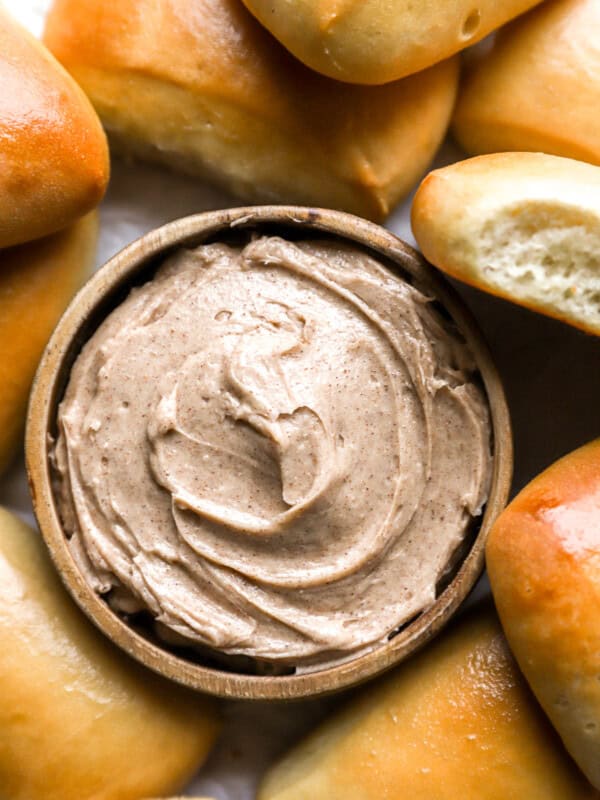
[477,203,600,333]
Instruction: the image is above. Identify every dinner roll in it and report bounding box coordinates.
[0,214,97,477]
[487,439,600,790]
[453,0,600,164]
[43,0,458,221]
[259,607,594,800]
[411,152,600,336]
[0,507,220,800]
[0,8,108,249]
[240,0,541,84]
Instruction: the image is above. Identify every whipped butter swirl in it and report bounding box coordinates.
[53,236,492,669]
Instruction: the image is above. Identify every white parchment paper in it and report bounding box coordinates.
[2,2,599,797]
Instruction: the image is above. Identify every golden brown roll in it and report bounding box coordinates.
[259,607,595,800]
[241,0,541,84]
[411,152,600,336]
[44,0,458,221]
[0,507,220,800]
[487,440,600,790]
[0,214,97,476]
[0,8,109,249]
[452,0,600,164]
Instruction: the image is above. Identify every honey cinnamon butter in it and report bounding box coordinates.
[52,235,492,670]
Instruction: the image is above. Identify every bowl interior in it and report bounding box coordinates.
[26,206,512,701]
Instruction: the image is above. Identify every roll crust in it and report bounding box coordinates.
[487,439,600,789]
[452,0,600,164]
[241,0,541,84]
[411,152,600,336]
[0,9,109,248]
[0,508,220,800]
[0,214,97,476]
[259,608,595,800]
[43,0,458,221]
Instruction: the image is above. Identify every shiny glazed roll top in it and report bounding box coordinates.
[53,236,492,669]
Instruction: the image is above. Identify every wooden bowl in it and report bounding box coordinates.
[26,206,512,701]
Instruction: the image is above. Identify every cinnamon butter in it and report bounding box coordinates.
[52,235,492,670]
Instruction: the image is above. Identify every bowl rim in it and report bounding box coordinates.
[26,205,512,701]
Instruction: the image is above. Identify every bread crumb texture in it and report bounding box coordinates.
[411,153,600,336]
[478,203,600,332]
